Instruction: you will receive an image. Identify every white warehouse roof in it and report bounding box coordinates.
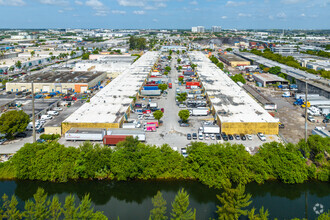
[64,51,159,124]
[189,51,277,123]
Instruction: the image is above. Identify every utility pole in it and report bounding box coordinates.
[32,82,36,143]
[305,79,308,143]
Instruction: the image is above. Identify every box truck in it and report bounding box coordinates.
[189,108,209,116]
[203,125,220,134]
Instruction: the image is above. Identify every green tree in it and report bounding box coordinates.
[49,196,62,220]
[23,188,50,220]
[164,71,169,76]
[216,184,252,220]
[248,206,269,220]
[150,191,168,220]
[178,110,190,123]
[9,66,15,71]
[217,62,224,70]
[82,53,90,60]
[30,51,35,57]
[177,58,181,63]
[63,194,76,220]
[168,56,172,60]
[178,66,182,71]
[231,74,246,84]
[170,188,195,220]
[225,48,233,52]
[158,84,168,92]
[165,66,171,72]
[0,194,22,220]
[317,210,330,220]
[176,92,187,103]
[153,110,164,122]
[15,61,22,69]
[268,66,281,75]
[0,110,30,138]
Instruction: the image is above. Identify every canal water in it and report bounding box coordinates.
[0,180,328,219]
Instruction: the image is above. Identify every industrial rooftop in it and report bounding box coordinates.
[15,71,105,83]
[64,51,160,124]
[189,51,277,123]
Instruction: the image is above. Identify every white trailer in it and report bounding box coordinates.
[319,106,330,115]
[309,100,330,106]
[65,128,106,141]
[122,123,137,129]
[203,125,220,134]
[295,93,319,100]
[189,108,209,116]
[149,102,158,108]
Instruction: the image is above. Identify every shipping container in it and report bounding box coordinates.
[203,125,220,134]
[141,90,161,96]
[103,135,130,145]
[143,86,159,90]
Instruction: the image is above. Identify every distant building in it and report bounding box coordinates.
[191,26,205,33]
[218,53,250,67]
[252,73,288,87]
[271,46,298,54]
[212,26,222,32]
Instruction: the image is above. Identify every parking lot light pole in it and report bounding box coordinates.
[305,79,308,143]
[32,82,36,143]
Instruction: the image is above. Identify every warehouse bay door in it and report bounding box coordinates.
[42,86,50,92]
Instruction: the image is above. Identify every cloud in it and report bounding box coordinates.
[75,0,83,5]
[190,0,198,5]
[58,10,64,13]
[133,10,146,15]
[268,15,274,20]
[37,0,68,5]
[221,15,227,19]
[280,0,306,4]
[153,18,158,22]
[0,0,25,6]
[112,10,126,14]
[86,0,109,16]
[238,13,251,17]
[118,0,144,7]
[276,12,287,18]
[300,13,306,17]
[226,1,246,7]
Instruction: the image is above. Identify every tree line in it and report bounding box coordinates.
[248,49,330,79]
[0,135,328,185]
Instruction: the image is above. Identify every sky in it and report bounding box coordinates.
[0,0,329,29]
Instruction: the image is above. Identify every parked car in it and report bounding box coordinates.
[204,134,210,140]
[180,123,189,127]
[228,134,234,140]
[53,107,63,111]
[210,134,215,140]
[192,133,197,140]
[40,115,53,120]
[37,139,46,143]
[257,132,266,141]
[0,138,8,145]
[216,134,221,140]
[179,104,186,108]
[279,123,285,129]
[240,134,246,141]
[221,133,228,141]
[246,134,252,140]
[308,116,316,123]
[47,111,59,116]
[234,134,240,140]
[198,133,203,140]
[15,132,27,138]
[37,127,45,134]
[187,133,191,140]
[181,148,188,158]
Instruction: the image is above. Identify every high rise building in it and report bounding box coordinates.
[192,26,205,33]
[212,26,222,32]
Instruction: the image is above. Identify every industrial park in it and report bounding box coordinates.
[0,27,329,155]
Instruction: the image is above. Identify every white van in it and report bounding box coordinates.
[47,111,59,116]
[41,115,53,120]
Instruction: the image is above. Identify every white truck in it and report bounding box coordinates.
[189,108,209,116]
[203,125,220,134]
[149,102,158,108]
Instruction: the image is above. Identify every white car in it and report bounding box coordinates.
[40,115,53,120]
[246,134,252,140]
[179,104,186,108]
[257,133,266,141]
[210,134,215,140]
[198,133,203,140]
[53,107,63,111]
[308,116,316,123]
[47,111,59,116]
[204,134,210,140]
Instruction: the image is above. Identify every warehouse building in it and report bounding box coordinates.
[252,73,288,87]
[189,51,278,135]
[6,71,106,93]
[62,51,159,134]
[218,53,250,67]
